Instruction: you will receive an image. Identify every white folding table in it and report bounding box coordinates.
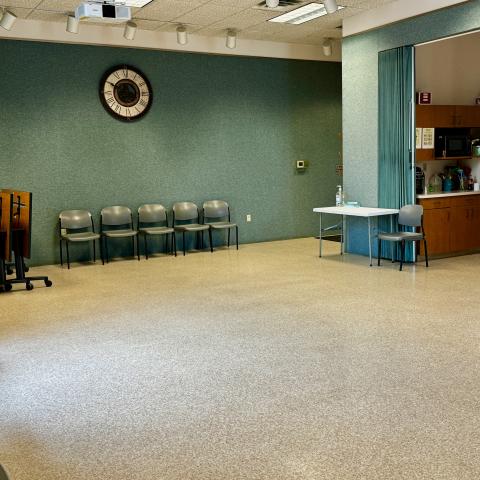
[313,206,400,266]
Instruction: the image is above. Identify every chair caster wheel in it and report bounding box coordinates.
[3,284,12,292]
[6,268,13,275]
[26,283,34,291]
[45,280,53,287]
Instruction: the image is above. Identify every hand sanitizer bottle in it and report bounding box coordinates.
[336,185,343,206]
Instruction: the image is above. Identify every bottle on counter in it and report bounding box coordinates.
[336,185,343,207]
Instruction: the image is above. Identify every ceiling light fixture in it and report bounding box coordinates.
[324,0,338,14]
[0,10,17,31]
[322,38,332,56]
[265,0,280,7]
[176,25,188,45]
[269,2,344,25]
[124,21,137,40]
[66,15,79,34]
[226,29,236,49]
[121,0,153,7]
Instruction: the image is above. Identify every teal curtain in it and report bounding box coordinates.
[378,46,415,261]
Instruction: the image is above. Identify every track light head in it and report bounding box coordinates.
[0,10,17,31]
[322,38,333,57]
[66,15,79,34]
[124,21,137,40]
[226,29,236,49]
[265,0,280,7]
[324,0,339,14]
[176,25,188,45]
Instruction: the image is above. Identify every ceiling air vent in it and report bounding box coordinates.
[253,0,305,12]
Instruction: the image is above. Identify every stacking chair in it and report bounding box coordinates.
[59,210,101,269]
[172,202,212,256]
[138,204,176,259]
[100,206,139,263]
[203,200,238,250]
[377,204,429,272]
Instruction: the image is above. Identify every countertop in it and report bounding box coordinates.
[417,190,480,199]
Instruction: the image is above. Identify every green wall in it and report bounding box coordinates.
[342,0,480,255]
[0,40,342,266]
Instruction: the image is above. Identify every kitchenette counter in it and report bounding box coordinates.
[417,190,480,199]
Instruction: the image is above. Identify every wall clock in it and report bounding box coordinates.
[99,65,152,122]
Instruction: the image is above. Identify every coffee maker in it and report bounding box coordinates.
[416,167,425,194]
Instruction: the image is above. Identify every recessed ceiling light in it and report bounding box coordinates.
[269,2,344,25]
[121,0,153,8]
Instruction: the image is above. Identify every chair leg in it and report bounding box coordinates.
[99,239,104,265]
[424,239,429,268]
[227,229,231,248]
[208,228,213,253]
[131,236,135,259]
[105,237,109,264]
[399,240,405,271]
[93,240,96,263]
[377,238,382,266]
[201,230,204,250]
[59,239,63,267]
[137,236,140,261]
[173,232,177,257]
[66,241,70,269]
[236,226,239,250]
[183,231,186,256]
[144,235,148,260]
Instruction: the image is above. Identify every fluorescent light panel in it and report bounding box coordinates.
[269,2,344,25]
[119,0,152,8]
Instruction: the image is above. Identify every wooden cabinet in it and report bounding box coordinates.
[416,105,480,128]
[419,195,480,256]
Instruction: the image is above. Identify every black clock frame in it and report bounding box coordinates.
[99,64,153,122]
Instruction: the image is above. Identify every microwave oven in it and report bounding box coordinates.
[435,130,471,158]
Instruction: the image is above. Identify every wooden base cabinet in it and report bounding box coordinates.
[419,195,480,256]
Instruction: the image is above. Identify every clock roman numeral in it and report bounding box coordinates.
[139,99,148,107]
[113,71,120,79]
[107,97,114,104]
[141,91,149,97]
[123,67,128,78]
[138,81,146,87]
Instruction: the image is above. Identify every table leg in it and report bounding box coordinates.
[368,216,372,267]
[390,215,395,263]
[319,213,322,258]
[341,215,344,255]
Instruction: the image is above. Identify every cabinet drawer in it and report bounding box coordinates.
[450,195,480,207]
[419,198,452,210]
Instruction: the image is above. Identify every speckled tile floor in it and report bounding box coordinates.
[0,238,479,480]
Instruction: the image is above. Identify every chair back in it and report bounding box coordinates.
[138,204,167,224]
[203,200,229,219]
[399,204,423,227]
[59,210,93,230]
[173,202,198,222]
[101,206,133,227]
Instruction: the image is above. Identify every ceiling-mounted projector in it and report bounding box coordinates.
[75,2,131,22]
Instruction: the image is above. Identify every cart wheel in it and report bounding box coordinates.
[26,283,34,291]
[4,284,12,292]
[45,280,53,287]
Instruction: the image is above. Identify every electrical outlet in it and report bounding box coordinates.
[246,214,252,223]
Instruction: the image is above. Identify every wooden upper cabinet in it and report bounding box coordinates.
[416,105,480,128]
[455,106,480,127]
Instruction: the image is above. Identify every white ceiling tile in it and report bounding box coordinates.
[131,19,165,30]
[0,0,40,8]
[35,0,77,12]
[154,21,204,33]
[5,6,32,17]
[135,0,206,22]
[27,8,66,20]
[173,3,246,26]
[205,8,276,31]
